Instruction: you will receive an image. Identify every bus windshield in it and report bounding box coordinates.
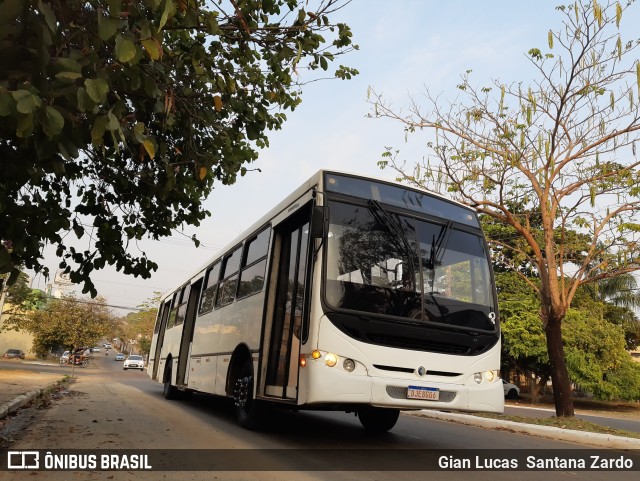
[324,199,497,331]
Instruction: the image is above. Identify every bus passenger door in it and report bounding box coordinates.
[151,300,171,381]
[176,278,202,388]
[263,211,311,401]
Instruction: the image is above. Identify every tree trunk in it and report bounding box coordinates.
[545,317,574,417]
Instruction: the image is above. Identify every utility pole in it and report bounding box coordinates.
[0,278,6,321]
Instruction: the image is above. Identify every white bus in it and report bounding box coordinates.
[148,170,503,432]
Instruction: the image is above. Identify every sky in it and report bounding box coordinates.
[27,1,640,314]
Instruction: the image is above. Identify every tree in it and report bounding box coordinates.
[370,0,640,416]
[121,292,159,355]
[583,273,640,349]
[3,293,118,356]
[498,271,640,402]
[0,0,357,295]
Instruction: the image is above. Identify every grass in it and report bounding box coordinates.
[473,411,640,440]
[29,376,72,409]
[475,400,640,439]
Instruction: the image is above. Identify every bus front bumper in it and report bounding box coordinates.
[303,361,504,413]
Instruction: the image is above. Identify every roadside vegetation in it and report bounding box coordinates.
[370,0,640,416]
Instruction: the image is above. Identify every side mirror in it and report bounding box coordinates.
[310,205,328,238]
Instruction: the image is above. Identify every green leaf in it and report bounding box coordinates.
[84,78,109,103]
[115,34,137,63]
[55,71,83,80]
[12,90,42,114]
[16,113,34,138]
[98,13,120,41]
[91,116,108,145]
[77,87,93,112]
[159,0,177,31]
[37,0,57,33]
[0,91,13,116]
[43,106,64,138]
[54,57,81,73]
[73,222,84,239]
[141,38,161,60]
[143,140,156,159]
[107,110,119,131]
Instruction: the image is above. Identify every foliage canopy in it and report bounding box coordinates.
[0,0,357,296]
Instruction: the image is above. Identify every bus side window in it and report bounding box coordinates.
[216,245,242,308]
[153,302,165,334]
[175,284,191,326]
[199,261,220,315]
[238,227,271,299]
[167,292,179,329]
[160,300,171,330]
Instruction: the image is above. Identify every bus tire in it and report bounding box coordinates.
[234,359,263,430]
[163,364,179,400]
[357,407,400,433]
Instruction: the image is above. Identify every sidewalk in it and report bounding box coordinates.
[1,365,639,449]
[0,365,66,419]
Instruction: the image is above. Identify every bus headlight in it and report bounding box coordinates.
[343,358,356,372]
[325,353,338,367]
[474,370,499,384]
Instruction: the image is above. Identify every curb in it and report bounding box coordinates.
[0,378,66,420]
[0,389,43,419]
[410,410,640,449]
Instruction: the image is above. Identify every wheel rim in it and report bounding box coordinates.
[234,374,252,414]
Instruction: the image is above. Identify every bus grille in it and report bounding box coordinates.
[368,334,470,355]
[386,386,457,402]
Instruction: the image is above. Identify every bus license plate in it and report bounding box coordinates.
[407,386,439,401]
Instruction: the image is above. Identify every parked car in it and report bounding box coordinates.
[503,380,520,399]
[91,347,101,353]
[115,353,125,361]
[3,349,25,360]
[60,350,70,361]
[123,355,144,371]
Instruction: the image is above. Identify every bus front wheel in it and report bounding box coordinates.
[357,407,400,433]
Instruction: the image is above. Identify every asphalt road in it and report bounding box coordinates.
[8,354,640,433]
[1,355,639,481]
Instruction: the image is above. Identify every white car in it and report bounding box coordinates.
[503,380,520,399]
[123,355,144,371]
[115,353,125,361]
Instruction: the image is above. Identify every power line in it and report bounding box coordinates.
[39,294,147,312]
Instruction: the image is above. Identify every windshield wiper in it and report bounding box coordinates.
[426,220,453,290]
[367,200,417,288]
[368,200,430,321]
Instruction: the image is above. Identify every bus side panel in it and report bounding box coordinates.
[158,325,183,381]
[188,309,221,394]
[213,292,265,396]
[147,334,160,379]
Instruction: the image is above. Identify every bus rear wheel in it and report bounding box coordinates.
[233,360,263,429]
[163,364,179,400]
[357,407,400,433]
